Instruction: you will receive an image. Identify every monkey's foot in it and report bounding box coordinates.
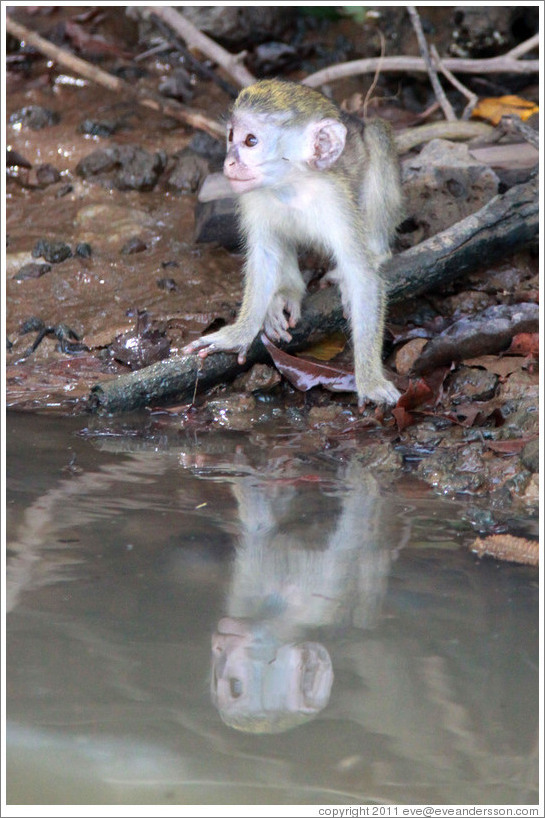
[182,327,254,365]
[358,379,401,410]
[263,294,301,342]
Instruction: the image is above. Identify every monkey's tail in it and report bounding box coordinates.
[362,119,404,259]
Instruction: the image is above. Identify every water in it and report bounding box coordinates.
[5,412,539,806]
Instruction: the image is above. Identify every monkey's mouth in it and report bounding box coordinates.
[225,174,257,185]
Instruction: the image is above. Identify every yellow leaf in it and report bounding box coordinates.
[471,95,538,125]
[297,331,347,361]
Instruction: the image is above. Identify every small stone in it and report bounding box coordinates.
[395,337,428,375]
[32,239,72,264]
[75,243,92,258]
[9,105,60,130]
[121,236,147,255]
[520,438,539,473]
[35,163,61,186]
[13,262,52,280]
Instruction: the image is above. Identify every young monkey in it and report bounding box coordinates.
[184,79,403,407]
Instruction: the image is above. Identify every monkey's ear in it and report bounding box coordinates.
[307,118,347,170]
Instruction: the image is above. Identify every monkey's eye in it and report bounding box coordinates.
[229,677,243,698]
[228,128,234,143]
[244,134,258,147]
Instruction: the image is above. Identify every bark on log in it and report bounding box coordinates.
[88,175,537,414]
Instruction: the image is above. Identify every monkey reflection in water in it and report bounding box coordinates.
[211,460,398,734]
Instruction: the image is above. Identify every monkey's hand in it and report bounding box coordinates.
[183,325,256,365]
[263,293,302,343]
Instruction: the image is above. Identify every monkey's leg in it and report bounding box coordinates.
[343,263,401,408]
[263,250,305,342]
[183,241,284,364]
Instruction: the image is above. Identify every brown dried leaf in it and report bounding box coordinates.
[462,355,527,378]
[485,438,529,455]
[392,405,414,432]
[261,334,356,394]
[507,332,539,357]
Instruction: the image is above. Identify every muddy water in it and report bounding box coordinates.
[6,411,539,806]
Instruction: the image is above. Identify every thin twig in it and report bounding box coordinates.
[499,114,539,149]
[407,6,456,121]
[507,32,540,59]
[303,35,539,88]
[144,6,256,88]
[431,45,478,120]
[5,15,224,138]
[363,29,385,119]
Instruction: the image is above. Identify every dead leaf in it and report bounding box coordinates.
[392,405,414,432]
[507,332,539,357]
[297,331,347,362]
[462,355,527,378]
[261,334,356,394]
[472,95,539,125]
[485,437,535,455]
[450,401,505,428]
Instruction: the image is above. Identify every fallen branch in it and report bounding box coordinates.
[303,35,539,87]
[408,6,456,121]
[89,175,537,414]
[395,119,493,153]
[143,6,256,88]
[5,15,224,138]
[431,45,478,120]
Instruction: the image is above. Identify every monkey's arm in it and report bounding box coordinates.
[183,242,282,363]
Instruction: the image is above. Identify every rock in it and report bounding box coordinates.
[35,164,61,187]
[234,364,281,393]
[194,197,240,250]
[498,370,539,402]
[32,239,72,264]
[451,6,538,57]
[76,149,118,177]
[133,6,295,47]
[75,243,92,258]
[417,445,486,493]
[188,132,225,166]
[158,67,194,102]
[167,149,210,193]
[394,338,428,375]
[121,236,147,255]
[13,262,52,280]
[401,139,500,244]
[9,105,60,130]
[78,118,121,137]
[447,365,498,403]
[76,145,166,191]
[520,438,539,473]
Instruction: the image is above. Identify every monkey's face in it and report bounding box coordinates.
[223,111,289,194]
[223,109,348,194]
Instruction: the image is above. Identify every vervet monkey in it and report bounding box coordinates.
[211,463,394,733]
[184,79,403,407]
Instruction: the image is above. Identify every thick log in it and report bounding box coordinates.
[88,175,537,414]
